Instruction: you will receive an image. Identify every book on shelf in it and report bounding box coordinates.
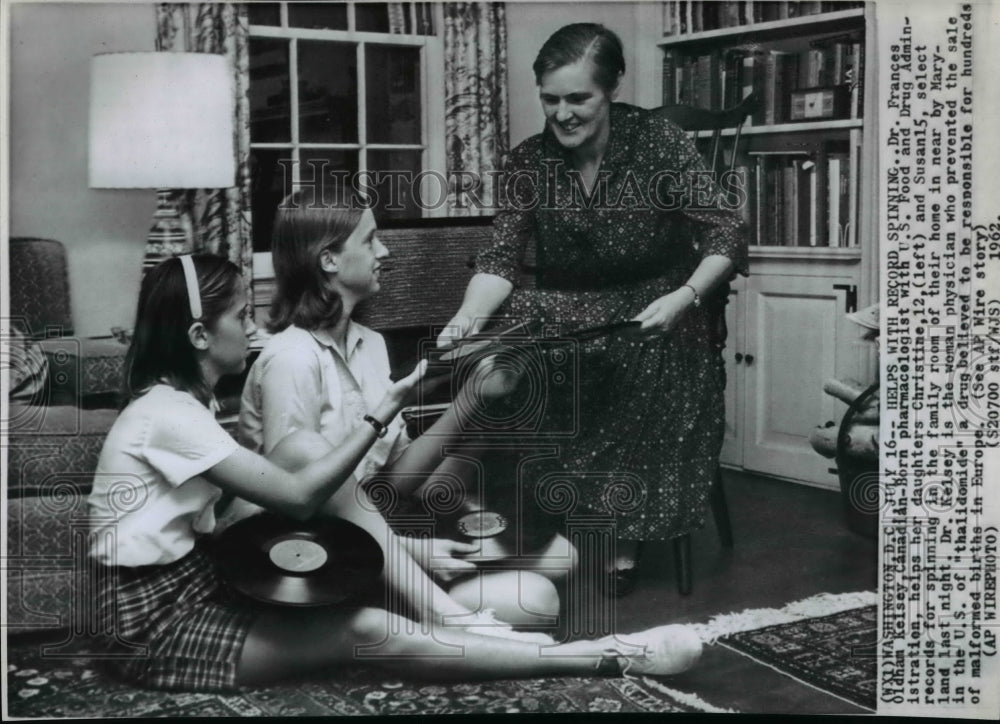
[719,1,741,28]
[847,133,860,247]
[782,162,797,246]
[661,1,865,37]
[661,40,861,122]
[847,40,863,119]
[662,49,678,105]
[747,147,851,247]
[814,145,829,247]
[663,2,677,36]
[807,158,819,247]
[722,164,753,238]
[827,152,850,247]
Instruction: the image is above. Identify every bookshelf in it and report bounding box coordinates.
[661,2,865,252]
[661,5,864,46]
[657,1,876,488]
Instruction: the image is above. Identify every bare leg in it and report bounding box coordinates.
[448,570,560,628]
[237,605,639,686]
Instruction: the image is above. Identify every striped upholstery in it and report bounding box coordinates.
[354,222,495,330]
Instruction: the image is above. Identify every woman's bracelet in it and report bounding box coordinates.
[681,284,701,308]
[363,414,389,438]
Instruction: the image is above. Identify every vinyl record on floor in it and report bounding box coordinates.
[214,513,384,607]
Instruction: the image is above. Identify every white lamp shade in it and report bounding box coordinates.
[89,52,236,189]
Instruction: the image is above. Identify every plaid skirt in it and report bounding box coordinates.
[95,542,258,692]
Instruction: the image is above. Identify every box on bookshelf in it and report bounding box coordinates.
[789,85,850,121]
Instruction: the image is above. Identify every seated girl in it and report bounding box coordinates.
[233,191,574,624]
[86,252,703,692]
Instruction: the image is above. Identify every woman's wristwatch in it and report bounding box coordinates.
[363,414,389,438]
[681,284,701,308]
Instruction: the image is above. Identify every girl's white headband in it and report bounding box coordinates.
[178,255,203,321]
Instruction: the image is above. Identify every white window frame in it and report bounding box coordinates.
[249,3,446,280]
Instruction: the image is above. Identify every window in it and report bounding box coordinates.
[248,2,445,277]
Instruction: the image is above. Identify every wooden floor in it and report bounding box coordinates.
[612,468,876,625]
[590,468,878,714]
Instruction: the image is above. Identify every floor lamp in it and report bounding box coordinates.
[88,52,236,272]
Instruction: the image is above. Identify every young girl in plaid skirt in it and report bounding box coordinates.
[87,247,701,693]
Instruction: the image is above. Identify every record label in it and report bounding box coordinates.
[268,538,328,573]
[456,510,508,538]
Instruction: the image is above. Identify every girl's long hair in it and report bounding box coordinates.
[123,254,242,407]
[267,188,365,334]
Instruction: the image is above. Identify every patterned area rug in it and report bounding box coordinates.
[7,591,876,717]
[6,644,719,717]
[711,597,877,711]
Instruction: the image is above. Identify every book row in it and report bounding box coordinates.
[662,41,863,122]
[731,146,858,247]
[662,1,865,35]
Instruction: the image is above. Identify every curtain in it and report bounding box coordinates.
[155,3,253,312]
[442,2,509,216]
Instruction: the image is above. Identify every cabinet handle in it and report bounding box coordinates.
[744,354,755,365]
[832,284,858,314]
[734,352,744,363]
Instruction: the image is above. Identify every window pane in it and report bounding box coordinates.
[366,45,421,144]
[367,150,426,221]
[355,2,390,32]
[250,150,293,252]
[298,41,358,143]
[288,2,347,30]
[299,150,360,206]
[247,2,280,26]
[250,38,291,143]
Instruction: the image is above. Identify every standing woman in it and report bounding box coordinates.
[441,23,748,593]
[87,253,703,692]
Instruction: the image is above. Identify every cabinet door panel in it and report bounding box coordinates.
[742,275,853,488]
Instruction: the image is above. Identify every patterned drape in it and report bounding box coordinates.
[155,3,253,312]
[442,2,509,216]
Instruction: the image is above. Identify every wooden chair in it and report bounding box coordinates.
[652,91,758,595]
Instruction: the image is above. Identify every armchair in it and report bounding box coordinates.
[7,237,127,639]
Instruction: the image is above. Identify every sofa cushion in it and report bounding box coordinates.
[6,405,117,497]
[8,323,49,403]
[36,337,127,407]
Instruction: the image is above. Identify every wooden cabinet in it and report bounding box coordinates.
[720,256,862,488]
[659,2,878,487]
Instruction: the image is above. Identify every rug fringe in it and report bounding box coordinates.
[637,677,740,714]
[691,590,876,644]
